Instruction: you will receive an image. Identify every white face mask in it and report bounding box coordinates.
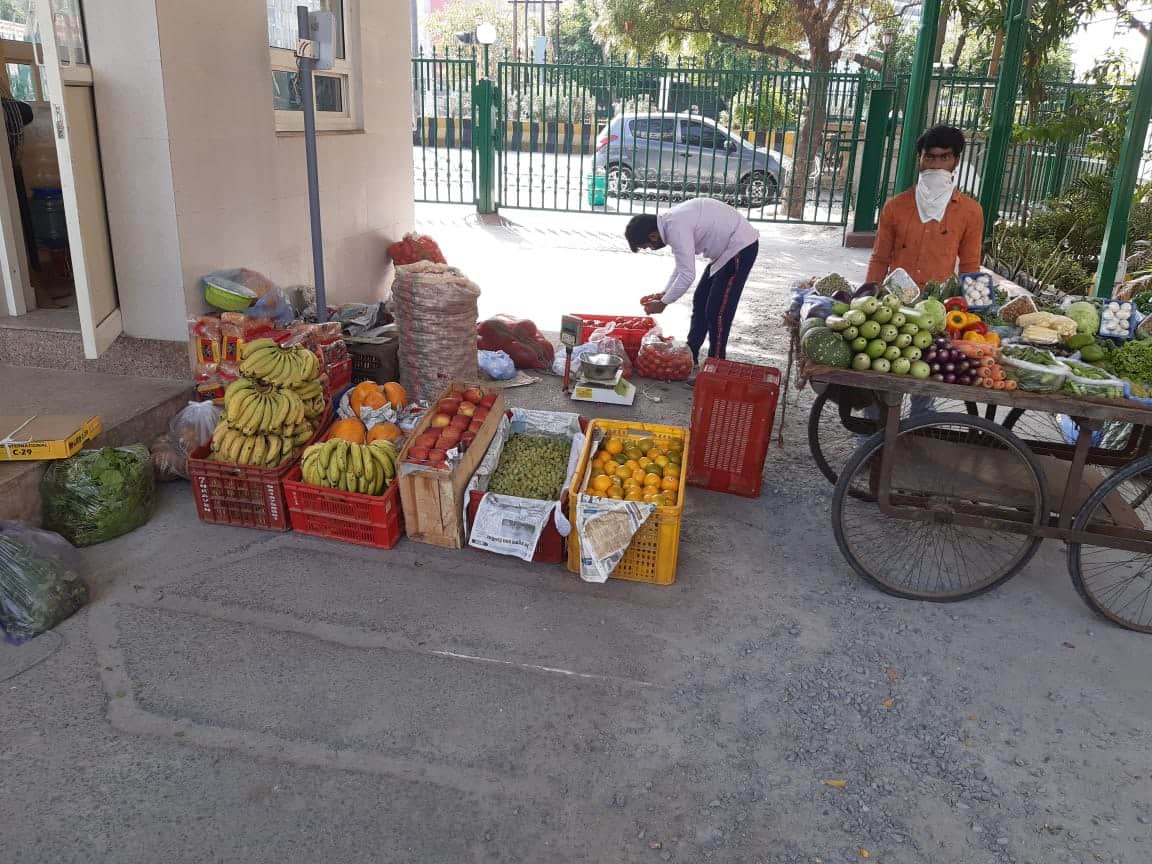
[915,169,955,223]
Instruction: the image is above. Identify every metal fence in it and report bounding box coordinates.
[412,50,1122,227]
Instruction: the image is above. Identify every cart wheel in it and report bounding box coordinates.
[808,390,981,486]
[831,413,1048,601]
[1066,456,1152,633]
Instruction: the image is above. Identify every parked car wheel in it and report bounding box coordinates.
[740,171,779,206]
[605,164,634,196]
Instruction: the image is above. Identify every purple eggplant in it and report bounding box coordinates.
[832,290,852,304]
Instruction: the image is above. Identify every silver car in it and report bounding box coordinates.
[593,113,788,205]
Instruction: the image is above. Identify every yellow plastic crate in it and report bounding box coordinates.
[567,419,689,585]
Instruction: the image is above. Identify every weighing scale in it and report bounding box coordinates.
[560,314,637,407]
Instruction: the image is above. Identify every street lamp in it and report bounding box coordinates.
[879,20,900,84]
[476,21,496,78]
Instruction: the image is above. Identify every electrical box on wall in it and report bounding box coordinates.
[309,11,336,70]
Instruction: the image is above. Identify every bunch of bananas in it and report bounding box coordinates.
[223,378,314,437]
[239,338,320,386]
[300,438,398,496]
[209,421,313,467]
[289,379,327,422]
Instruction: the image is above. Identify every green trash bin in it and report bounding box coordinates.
[587,172,607,207]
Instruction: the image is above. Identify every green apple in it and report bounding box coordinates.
[880,324,900,343]
[902,346,922,361]
[852,353,873,371]
[851,337,869,352]
[871,357,892,373]
[910,360,931,379]
[891,357,911,375]
[860,320,882,340]
[895,333,913,349]
[912,330,934,350]
[865,339,888,359]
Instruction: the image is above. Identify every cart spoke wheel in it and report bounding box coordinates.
[831,413,1047,601]
[808,389,980,486]
[1068,456,1152,633]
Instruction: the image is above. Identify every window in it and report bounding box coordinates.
[267,0,360,132]
[630,118,676,143]
[683,122,724,150]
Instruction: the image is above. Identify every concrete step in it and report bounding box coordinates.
[0,365,191,525]
[0,312,190,379]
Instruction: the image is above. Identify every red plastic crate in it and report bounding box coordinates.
[573,314,655,362]
[188,445,297,531]
[283,467,403,549]
[688,359,780,498]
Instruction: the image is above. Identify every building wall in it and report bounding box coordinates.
[87,0,415,342]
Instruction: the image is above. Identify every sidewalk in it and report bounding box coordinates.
[415,203,871,365]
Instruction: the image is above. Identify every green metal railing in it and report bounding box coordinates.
[412,50,871,225]
[412,51,477,204]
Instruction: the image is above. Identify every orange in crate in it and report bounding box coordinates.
[688,359,780,498]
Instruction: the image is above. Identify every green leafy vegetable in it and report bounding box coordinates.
[0,523,87,641]
[1099,339,1152,385]
[1066,301,1101,336]
[1133,292,1152,315]
[41,446,155,547]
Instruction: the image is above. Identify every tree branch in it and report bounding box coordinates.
[1113,0,1150,37]
[667,24,810,67]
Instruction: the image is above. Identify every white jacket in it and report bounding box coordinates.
[656,198,760,303]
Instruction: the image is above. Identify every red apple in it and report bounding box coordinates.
[457,401,477,417]
[439,427,462,442]
[415,432,439,449]
[450,415,470,430]
[430,413,451,429]
[461,431,477,446]
[468,419,484,433]
[480,393,498,408]
[438,397,461,414]
[472,406,490,422]
[429,448,447,462]
[464,387,485,404]
[408,446,429,461]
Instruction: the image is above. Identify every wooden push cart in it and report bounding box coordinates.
[801,364,1152,633]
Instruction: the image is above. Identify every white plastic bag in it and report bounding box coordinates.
[151,401,222,481]
[478,349,517,380]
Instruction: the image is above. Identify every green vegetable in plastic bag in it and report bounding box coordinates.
[1066,301,1101,336]
[0,521,87,642]
[41,446,155,547]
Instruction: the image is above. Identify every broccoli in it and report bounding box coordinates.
[814,273,850,297]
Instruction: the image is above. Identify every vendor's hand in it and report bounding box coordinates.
[643,299,667,315]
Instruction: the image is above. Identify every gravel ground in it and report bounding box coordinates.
[1,210,1149,863]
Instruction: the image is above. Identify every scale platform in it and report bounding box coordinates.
[570,369,636,406]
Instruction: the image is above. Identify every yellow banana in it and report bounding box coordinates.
[251,434,267,466]
[318,440,335,471]
[326,449,342,485]
[224,378,255,410]
[237,435,256,465]
[266,435,283,466]
[243,338,279,358]
[269,391,290,431]
[350,443,364,478]
[335,440,349,474]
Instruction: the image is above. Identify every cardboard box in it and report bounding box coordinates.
[0,415,102,462]
[396,384,505,549]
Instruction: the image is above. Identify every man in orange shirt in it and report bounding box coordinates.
[866,125,984,286]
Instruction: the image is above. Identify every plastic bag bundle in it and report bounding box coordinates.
[0,521,87,642]
[636,327,694,381]
[41,446,156,547]
[478,350,517,380]
[392,262,480,401]
[587,324,635,378]
[151,401,222,481]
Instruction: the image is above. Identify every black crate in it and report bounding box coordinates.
[347,337,399,384]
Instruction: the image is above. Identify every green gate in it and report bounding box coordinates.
[411,51,872,225]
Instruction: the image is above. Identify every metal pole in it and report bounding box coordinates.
[893,0,941,192]
[978,0,1029,239]
[853,88,895,233]
[512,0,518,61]
[296,6,327,322]
[1096,33,1152,297]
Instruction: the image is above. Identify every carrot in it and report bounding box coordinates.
[992,380,1007,390]
[981,378,995,388]
[978,366,993,378]
[1004,380,1018,391]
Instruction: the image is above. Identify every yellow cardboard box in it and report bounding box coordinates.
[0,415,102,462]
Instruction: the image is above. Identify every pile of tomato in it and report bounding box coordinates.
[636,338,694,381]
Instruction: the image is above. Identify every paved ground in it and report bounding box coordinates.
[3,210,1150,864]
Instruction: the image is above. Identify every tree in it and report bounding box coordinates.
[596,0,899,216]
[558,0,604,58]
[425,0,516,53]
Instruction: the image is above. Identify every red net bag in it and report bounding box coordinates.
[388,232,447,266]
[476,316,555,369]
[635,327,694,381]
